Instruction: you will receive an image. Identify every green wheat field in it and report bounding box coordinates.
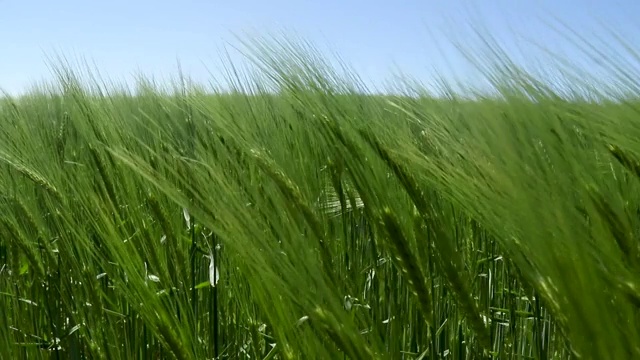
[2,32,640,359]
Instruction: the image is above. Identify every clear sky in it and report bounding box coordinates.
[0,0,638,95]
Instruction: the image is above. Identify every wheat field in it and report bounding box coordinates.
[1,33,639,359]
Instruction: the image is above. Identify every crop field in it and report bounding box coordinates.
[1,36,640,359]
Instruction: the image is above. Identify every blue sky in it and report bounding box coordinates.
[0,0,638,95]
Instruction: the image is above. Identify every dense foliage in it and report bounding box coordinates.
[1,36,640,359]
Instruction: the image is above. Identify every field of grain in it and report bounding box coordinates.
[1,36,640,359]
